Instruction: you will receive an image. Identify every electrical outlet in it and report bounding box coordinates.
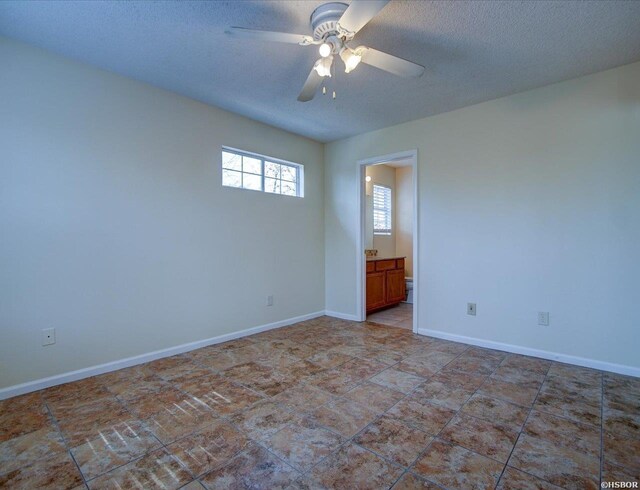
[467,303,476,316]
[266,295,274,307]
[538,312,550,326]
[42,328,55,346]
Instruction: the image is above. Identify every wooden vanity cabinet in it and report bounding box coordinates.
[366,257,406,313]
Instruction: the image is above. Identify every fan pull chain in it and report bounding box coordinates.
[331,58,337,101]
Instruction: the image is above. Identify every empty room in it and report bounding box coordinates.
[1,1,639,489]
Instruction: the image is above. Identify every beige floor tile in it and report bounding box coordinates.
[547,363,602,386]
[412,439,504,489]
[430,369,488,391]
[508,433,600,490]
[603,431,640,473]
[308,442,404,489]
[533,384,601,427]
[343,381,405,412]
[354,415,433,467]
[71,418,161,480]
[478,378,540,407]
[270,384,336,413]
[387,397,456,435]
[166,420,250,478]
[310,397,379,438]
[601,461,639,487]
[88,448,192,489]
[411,380,475,411]
[490,365,546,390]
[267,417,344,471]
[305,351,353,369]
[369,368,426,394]
[199,443,300,489]
[445,355,502,376]
[143,398,220,444]
[229,400,298,442]
[0,393,50,444]
[54,397,133,447]
[460,393,530,429]
[391,472,441,489]
[499,354,551,375]
[497,466,563,489]
[0,423,66,475]
[0,452,84,490]
[603,406,640,440]
[523,410,601,458]
[439,413,519,463]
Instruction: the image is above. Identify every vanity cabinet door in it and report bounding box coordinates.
[386,269,406,304]
[366,272,387,311]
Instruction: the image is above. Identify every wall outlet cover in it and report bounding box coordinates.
[266,295,274,307]
[467,303,476,316]
[42,328,55,346]
[538,312,550,326]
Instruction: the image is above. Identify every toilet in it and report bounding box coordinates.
[404,277,413,303]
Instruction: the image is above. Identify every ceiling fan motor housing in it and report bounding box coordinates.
[310,2,350,41]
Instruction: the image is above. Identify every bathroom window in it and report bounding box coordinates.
[221,147,304,197]
[373,184,392,235]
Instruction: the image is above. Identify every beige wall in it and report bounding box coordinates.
[3,36,640,391]
[325,61,640,372]
[395,166,413,277]
[0,38,325,389]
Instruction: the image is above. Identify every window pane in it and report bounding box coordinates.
[222,151,241,171]
[222,169,242,188]
[243,173,262,191]
[281,181,297,196]
[281,165,297,182]
[221,148,303,197]
[265,178,281,194]
[265,162,281,178]
[373,184,391,233]
[243,156,262,175]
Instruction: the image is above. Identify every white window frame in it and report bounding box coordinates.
[221,146,304,197]
[373,184,392,235]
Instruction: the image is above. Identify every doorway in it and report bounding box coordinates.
[356,150,419,334]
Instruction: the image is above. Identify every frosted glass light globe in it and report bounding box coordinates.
[319,43,332,58]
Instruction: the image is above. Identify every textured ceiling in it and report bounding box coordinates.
[1,1,640,142]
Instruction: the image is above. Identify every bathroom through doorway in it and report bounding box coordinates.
[356,150,418,333]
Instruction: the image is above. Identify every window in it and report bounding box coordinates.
[373,184,392,235]
[221,147,303,197]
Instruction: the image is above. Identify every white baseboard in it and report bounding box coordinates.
[324,310,361,321]
[0,311,325,401]
[418,327,640,378]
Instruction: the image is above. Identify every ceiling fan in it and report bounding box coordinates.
[226,0,425,102]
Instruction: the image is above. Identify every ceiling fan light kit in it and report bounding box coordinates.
[340,46,363,73]
[226,0,425,102]
[319,42,333,57]
[314,56,334,77]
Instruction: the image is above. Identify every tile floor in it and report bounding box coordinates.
[1,316,639,489]
[367,303,413,330]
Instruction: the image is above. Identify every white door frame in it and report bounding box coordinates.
[356,149,419,334]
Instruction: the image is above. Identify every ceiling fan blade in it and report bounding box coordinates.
[297,68,324,102]
[359,46,425,78]
[226,27,315,46]
[338,0,389,35]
